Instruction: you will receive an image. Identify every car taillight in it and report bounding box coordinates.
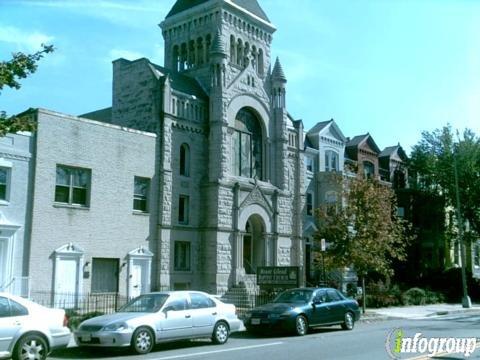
[63,314,69,328]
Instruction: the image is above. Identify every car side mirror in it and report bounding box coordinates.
[163,306,174,317]
[313,299,323,305]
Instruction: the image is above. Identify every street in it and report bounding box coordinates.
[50,313,480,360]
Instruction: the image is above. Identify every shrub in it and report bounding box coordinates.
[67,311,104,330]
[402,287,426,305]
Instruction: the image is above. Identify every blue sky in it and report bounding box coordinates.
[1,0,479,153]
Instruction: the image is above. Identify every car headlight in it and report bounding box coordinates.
[102,322,129,331]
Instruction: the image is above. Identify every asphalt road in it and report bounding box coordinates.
[49,313,480,360]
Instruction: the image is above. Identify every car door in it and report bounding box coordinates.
[326,289,346,323]
[0,296,28,354]
[189,293,217,336]
[309,290,333,325]
[158,295,193,340]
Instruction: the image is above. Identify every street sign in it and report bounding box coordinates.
[257,266,300,288]
[320,238,326,252]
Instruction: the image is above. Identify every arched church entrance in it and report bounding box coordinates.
[243,214,265,274]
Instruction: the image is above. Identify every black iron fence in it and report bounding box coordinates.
[30,291,132,315]
[29,289,283,319]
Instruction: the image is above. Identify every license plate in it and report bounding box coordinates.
[251,318,260,325]
[81,334,91,342]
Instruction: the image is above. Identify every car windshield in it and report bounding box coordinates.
[273,290,313,303]
[119,294,169,313]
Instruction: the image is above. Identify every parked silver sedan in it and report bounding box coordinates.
[74,291,242,354]
[0,292,71,360]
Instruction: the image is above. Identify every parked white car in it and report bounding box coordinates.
[0,292,71,360]
[74,291,242,354]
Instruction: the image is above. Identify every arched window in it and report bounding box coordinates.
[205,34,211,63]
[231,108,263,179]
[325,150,339,172]
[180,143,190,176]
[172,45,180,72]
[258,49,264,76]
[236,39,243,67]
[197,37,204,65]
[363,161,375,179]
[230,35,236,64]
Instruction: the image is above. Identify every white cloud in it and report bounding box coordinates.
[108,49,146,61]
[14,0,171,28]
[0,25,54,52]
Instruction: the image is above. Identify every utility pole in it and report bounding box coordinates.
[453,141,472,308]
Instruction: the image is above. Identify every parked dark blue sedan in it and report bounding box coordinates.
[244,288,361,336]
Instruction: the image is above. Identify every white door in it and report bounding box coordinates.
[130,262,143,298]
[0,239,7,290]
[55,257,79,308]
[130,259,148,298]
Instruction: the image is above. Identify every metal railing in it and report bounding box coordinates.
[30,291,132,314]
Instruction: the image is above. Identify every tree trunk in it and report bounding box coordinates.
[362,276,366,314]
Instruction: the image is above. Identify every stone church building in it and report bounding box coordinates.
[24,0,305,298]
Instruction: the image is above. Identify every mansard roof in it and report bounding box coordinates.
[166,0,270,22]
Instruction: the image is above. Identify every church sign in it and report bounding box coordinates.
[257,266,300,288]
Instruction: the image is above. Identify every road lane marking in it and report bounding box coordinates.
[152,342,283,360]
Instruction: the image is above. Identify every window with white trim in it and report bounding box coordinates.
[55,165,90,206]
[325,150,339,172]
[0,168,9,201]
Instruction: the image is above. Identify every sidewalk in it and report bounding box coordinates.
[361,303,480,321]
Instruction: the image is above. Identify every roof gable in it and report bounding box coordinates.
[319,120,346,144]
[166,0,270,22]
[346,133,380,154]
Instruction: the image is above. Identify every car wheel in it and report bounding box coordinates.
[131,327,154,354]
[14,333,48,360]
[212,321,229,344]
[294,315,308,336]
[341,312,354,330]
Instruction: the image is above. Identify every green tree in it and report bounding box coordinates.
[314,176,412,312]
[0,44,54,135]
[409,126,480,235]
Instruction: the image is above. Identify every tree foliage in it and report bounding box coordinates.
[0,44,54,135]
[314,177,412,278]
[409,126,480,235]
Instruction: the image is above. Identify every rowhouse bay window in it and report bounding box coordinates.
[133,177,150,212]
[325,150,339,172]
[55,165,90,206]
[232,108,263,179]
